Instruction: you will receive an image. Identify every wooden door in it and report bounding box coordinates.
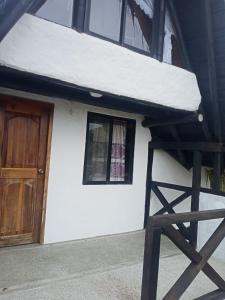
[0,97,52,247]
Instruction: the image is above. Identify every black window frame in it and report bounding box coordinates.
[83,112,136,185]
[83,0,155,57]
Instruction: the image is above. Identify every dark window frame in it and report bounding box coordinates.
[83,0,156,57]
[83,112,136,185]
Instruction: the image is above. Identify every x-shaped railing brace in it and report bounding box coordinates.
[141,209,225,300]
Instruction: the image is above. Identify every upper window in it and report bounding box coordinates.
[88,0,122,41]
[124,0,154,51]
[163,8,184,68]
[83,113,136,184]
[36,0,74,27]
[86,0,154,53]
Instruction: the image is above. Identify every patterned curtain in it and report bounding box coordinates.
[110,120,127,181]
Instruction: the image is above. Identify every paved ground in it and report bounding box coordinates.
[0,231,225,299]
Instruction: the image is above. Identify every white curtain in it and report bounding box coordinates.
[163,9,175,64]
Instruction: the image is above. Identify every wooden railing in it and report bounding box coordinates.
[141,209,225,300]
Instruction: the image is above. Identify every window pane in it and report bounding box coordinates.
[85,116,110,182]
[163,9,183,68]
[89,0,122,41]
[124,0,154,52]
[36,0,73,27]
[110,120,127,182]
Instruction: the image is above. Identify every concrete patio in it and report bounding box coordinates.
[0,231,225,300]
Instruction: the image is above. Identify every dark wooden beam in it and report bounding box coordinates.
[149,141,225,152]
[212,153,222,193]
[152,184,189,238]
[141,220,161,300]
[144,146,154,228]
[204,0,222,142]
[142,113,202,128]
[190,151,202,248]
[194,290,225,300]
[151,209,225,227]
[155,191,191,215]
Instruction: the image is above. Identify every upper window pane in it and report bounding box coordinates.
[36,0,73,27]
[163,8,184,68]
[88,0,122,41]
[85,116,110,182]
[124,0,154,52]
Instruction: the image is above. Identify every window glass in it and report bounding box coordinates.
[36,0,73,27]
[84,113,135,184]
[110,120,127,182]
[85,116,110,182]
[163,8,183,67]
[124,0,154,52]
[88,0,122,41]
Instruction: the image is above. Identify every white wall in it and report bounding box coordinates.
[0,14,201,111]
[44,100,151,243]
[0,88,195,244]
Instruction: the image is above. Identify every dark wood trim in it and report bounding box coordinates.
[73,0,87,32]
[151,209,225,227]
[204,0,222,142]
[144,146,154,228]
[194,290,225,300]
[212,153,222,193]
[141,221,161,300]
[148,141,225,152]
[190,151,202,248]
[155,191,191,216]
[83,112,136,185]
[152,181,225,197]
[142,113,201,128]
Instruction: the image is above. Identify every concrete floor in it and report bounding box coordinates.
[0,231,225,299]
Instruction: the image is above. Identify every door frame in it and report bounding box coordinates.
[0,94,54,245]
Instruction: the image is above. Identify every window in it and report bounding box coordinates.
[36,0,74,27]
[124,0,154,52]
[88,0,122,41]
[83,113,136,184]
[86,0,154,53]
[163,7,184,68]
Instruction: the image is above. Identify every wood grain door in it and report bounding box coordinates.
[0,97,52,247]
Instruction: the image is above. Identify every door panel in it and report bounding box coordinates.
[0,97,52,247]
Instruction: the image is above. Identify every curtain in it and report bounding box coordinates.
[110,121,127,182]
[163,9,174,64]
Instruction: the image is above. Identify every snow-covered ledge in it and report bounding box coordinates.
[0,14,201,111]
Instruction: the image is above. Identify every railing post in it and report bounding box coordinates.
[141,218,161,300]
[190,151,202,248]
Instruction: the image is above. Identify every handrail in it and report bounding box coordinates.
[151,209,225,226]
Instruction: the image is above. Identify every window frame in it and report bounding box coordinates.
[83,112,136,185]
[83,0,155,57]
